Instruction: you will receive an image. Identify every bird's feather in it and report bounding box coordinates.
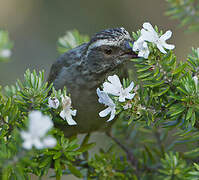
[47,43,88,85]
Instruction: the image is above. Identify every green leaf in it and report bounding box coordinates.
[170,107,185,117]
[54,159,61,171]
[191,112,196,126]
[138,72,153,79]
[166,57,176,66]
[144,81,164,88]
[68,164,83,178]
[154,86,170,97]
[193,163,199,171]
[137,66,152,72]
[57,30,89,54]
[3,97,11,114]
[172,63,187,75]
[81,133,90,147]
[53,152,62,160]
[153,67,160,77]
[77,143,96,153]
[184,147,199,158]
[177,87,188,95]
[186,108,193,120]
[144,145,156,163]
[39,157,52,168]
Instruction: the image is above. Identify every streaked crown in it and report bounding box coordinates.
[87,27,131,51]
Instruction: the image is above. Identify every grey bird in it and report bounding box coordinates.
[48,28,138,136]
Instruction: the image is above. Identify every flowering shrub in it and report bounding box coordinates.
[166,0,199,32]
[1,17,199,180]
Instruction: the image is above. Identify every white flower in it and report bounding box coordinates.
[0,49,11,58]
[96,88,116,122]
[140,22,175,54]
[48,97,60,109]
[60,95,77,125]
[20,111,56,150]
[193,75,198,89]
[197,48,199,57]
[42,136,57,148]
[103,75,135,102]
[133,39,150,59]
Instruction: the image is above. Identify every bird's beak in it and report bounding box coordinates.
[122,40,138,58]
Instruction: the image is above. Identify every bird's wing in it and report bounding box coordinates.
[47,43,87,85]
[47,54,70,85]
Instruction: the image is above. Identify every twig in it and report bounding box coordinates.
[106,132,138,172]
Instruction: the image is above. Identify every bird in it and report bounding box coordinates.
[47,27,138,136]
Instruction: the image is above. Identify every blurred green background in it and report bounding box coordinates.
[0,0,199,86]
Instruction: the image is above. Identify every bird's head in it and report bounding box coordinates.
[84,27,138,74]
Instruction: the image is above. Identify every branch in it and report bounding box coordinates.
[106,132,138,173]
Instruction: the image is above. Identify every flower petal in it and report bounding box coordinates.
[61,95,72,109]
[162,43,175,50]
[138,50,145,57]
[138,48,150,59]
[96,88,102,101]
[126,93,135,100]
[107,108,116,122]
[99,107,111,117]
[22,140,33,150]
[60,110,66,120]
[119,95,126,102]
[143,22,156,34]
[143,50,150,59]
[29,111,53,137]
[107,75,122,89]
[20,131,31,140]
[66,115,77,125]
[125,81,134,93]
[133,41,139,51]
[133,37,145,51]
[60,109,77,125]
[160,30,172,41]
[103,75,123,96]
[103,82,120,96]
[43,136,57,148]
[71,109,77,116]
[33,138,44,149]
[97,88,115,107]
[48,97,59,109]
[156,44,167,54]
[193,75,198,88]
[141,29,156,42]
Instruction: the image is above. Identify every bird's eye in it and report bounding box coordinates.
[104,48,112,55]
